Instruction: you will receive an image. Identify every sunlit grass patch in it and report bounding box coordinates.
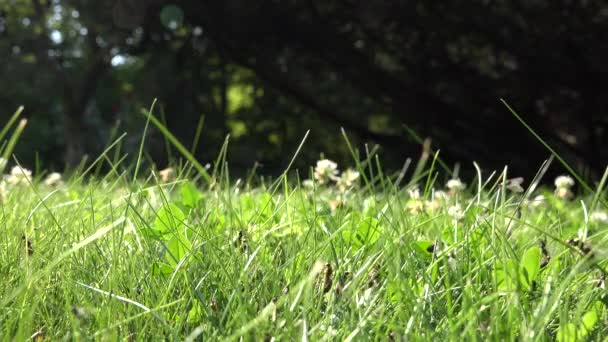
[0,104,607,340]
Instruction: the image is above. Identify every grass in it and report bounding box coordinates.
[1,106,608,341]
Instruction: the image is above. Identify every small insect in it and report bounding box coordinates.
[595,273,606,289]
[567,238,594,258]
[232,230,249,253]
[209,298,219,312]
[539,240,550,268]
[21,234,34,256]
[321,263,333,294]
[368,265,382,288]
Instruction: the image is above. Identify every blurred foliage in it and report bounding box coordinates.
[1,0,607,178]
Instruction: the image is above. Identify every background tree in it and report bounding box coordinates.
[1,0,607,179]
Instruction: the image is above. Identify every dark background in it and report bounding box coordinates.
[1,0,607,180]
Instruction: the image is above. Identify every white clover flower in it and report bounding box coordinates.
[446,178,466,193]
[356,287,375,308]
[158,167,174,182]
[554,187,573,200]
[302,179,315,189]
[329,197,344,212]
[408,187,421,200]
[336,168,360,191]
[43,172,63,187]
[590,211,608,223]
[0,180,7,202]
[529,194,546,208]
[506,177,524,193]
[6,166,32,186]
[425,199,442,213]
[554,175,575,189]
[406,200,424,215]
[433,190,449,201]
[425,190,448,213]
[447,204,465,220]
[313,159,339,185]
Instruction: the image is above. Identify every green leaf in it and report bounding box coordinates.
[494,259,518,292]
[187,303,204,323]
[412,240,435,258]
[181,182,203,208]
[165,233,192,267]
[151,262,174,276]
[580,310,598,336]
[341,214,381,249]
[357,217,381,245]
[240,192,274,223]
[152,203,185,237]
[520,246,541,289]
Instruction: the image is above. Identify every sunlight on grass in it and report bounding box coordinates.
[0,105,607,340]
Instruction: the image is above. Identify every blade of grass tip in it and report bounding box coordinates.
[500,166,507,208]
[263,130,310,198]
[133,99,156,181]
[394,157,412,188]
[408,138,431,187]
[108,119,123,164]
[590,165,608,212]
[70,153,90,179]
[210,135,230,188]
[145,111,211,183]
[374,154,388,192]
[524,155,554,197]
[34,151,40,175]
[452,162,460,179]
[341,128,372,190]
[73,133,127,184]
[473,162,483,206]
[402,124,451,174]
[501,99,600,202]
[1,119,27,173]
[423,151,440,197]
[365,144,375,189]
[281,130,309,177]
[190,114,205,155]
[101,152,129,180]
[0,106,24,142]
[159,107,173,163]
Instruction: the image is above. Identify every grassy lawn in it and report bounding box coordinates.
[1,153,607,341]
[0,107,607,340]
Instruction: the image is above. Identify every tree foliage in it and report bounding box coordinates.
[1,0,607,177]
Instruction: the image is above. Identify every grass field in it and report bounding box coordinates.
[1,106,608,340]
